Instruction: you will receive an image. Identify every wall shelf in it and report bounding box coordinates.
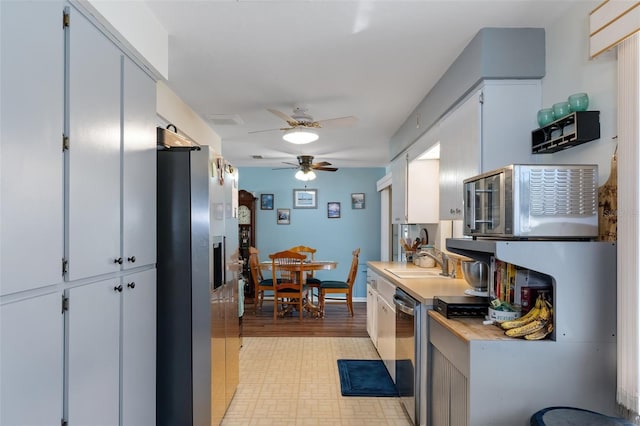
[531,110,600,154]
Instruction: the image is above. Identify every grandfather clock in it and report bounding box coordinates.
[238,189,256,298]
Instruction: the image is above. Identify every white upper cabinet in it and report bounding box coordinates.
[67,8,122,280]
[122,58,157,270]
[391,154,408,224]
[1,0,64,295]
[67,7,157,280]
[439,91,481,220]
[407,159,439,224]
[407,125,440,224]
[392,125,440,224]
[439,81,541,220]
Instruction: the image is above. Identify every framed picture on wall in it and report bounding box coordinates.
[293,189,317,209]
[327,202,341,218]
[261,193,274,210]
[277,208,290,225]
[351,193,365,209]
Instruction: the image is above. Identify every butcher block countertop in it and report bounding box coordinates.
[367,261,470,304]
[368,261,512,342]
[428,310,513,342]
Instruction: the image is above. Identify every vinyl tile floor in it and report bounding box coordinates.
[222,337,413,425]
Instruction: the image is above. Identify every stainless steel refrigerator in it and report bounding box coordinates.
[156,138,239,426]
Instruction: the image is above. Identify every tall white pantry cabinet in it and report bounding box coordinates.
[1,3,157,426]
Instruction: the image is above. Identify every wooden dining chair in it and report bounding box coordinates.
[249,247,274,313]
[319,248,360,316]
[269,250,307,320]
[288,245,322,302]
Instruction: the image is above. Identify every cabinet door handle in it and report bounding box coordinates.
[127,282,135,289]
[127,256,136,263]
[114,257,123,265]
[114,285,123,292]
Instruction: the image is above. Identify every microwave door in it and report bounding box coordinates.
[464,181,478,233]
[476,181,493,234]
[486,175,502,233]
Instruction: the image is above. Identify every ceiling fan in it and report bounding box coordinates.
[249,104,357,144]
[273,155,338,180]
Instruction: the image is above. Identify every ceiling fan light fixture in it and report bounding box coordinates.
[283,128,319,144]
[295,169,317,181]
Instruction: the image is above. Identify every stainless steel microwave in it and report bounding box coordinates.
[463,164,598,239]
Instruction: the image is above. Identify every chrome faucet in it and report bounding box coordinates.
[422,250,450,277]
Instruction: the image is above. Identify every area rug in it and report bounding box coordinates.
[337,359,398,397]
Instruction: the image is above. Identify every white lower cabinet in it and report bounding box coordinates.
[377,294,396,382]
[67,269,156,426]
[432,240,618,425]
[431,345,468,426]
[366,283,378,346]
[121,269,156,426]
[1,293,64,426]
[366,269,379,347]
[67,280,121,425]
[375,276,396,381]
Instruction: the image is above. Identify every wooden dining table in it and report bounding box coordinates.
[260,259,337,317]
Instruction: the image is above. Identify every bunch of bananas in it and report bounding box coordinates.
[498,294,554,340]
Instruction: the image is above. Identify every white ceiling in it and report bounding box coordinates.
[145,0,577,169]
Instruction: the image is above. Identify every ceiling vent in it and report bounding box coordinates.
[206,114,244,126]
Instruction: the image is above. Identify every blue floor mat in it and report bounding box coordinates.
[337,359,399,397]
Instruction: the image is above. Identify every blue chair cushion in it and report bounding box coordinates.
[276,285,308,293]
[258,279,274,287]
[259,278,290,287]
[320,280,348,289]
[306,277,322,285]
[530,407,636,426]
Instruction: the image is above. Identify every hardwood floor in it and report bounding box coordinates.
[241,300,368,337]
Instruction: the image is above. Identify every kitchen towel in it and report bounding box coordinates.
[337,359,398,397]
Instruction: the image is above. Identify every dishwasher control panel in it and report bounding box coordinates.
[433,295,489,318]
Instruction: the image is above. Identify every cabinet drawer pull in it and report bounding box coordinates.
[127,282,136,289]
[114,257,123,265]
[114,285,123,292]
[127,256,136,263]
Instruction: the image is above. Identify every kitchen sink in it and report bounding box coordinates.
[384,268,450,279]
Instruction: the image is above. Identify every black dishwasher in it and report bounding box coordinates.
[394,288,425,425]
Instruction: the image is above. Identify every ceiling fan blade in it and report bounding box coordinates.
[248,128,281,134]
[313,166,338,172]
[272,166,298,170]
[315,116,358,128]
[311,161,332,167]
[281,161,299,166]
[268,108,297,124]
[248,126,296,134]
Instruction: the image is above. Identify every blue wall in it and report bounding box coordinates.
[238,167,385,298]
